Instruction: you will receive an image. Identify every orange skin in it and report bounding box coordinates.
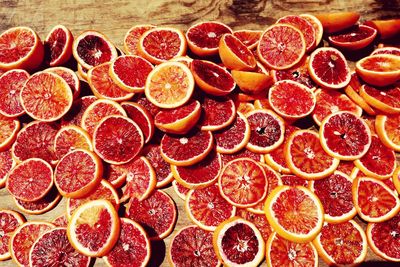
[365,19,400,40]
[314,12,360,33]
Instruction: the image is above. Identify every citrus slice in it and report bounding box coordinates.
[257,24,306,70]
[6,158,53,202]
[0,26,44,71]
[312,88,362,126]
[0,210,25,261]
[54,149,103,198]
[198,96,236,131]
[359,84,400,114]
[213,217,265,266]
[121,102,154,143]
[54,125,92,160]
[190,59,236,96]
[218,158,267,208]
[123,24,156,55]
[138,27,186,64]
[236,208,273,242]
[328,24,377,50]
[103,218,151,267]
[215,112,250,154]
[145,61,194,108]
[186,21,232,56]
[309,171,356,223]
[0,150,15,188]
[266,231,318,267]
[44,25,73,67]
[281,174,309,187]
[45,66,81,100]
[0,69,29,117]
[126,190,177,240]
[366,214,400,261]
[269,80,316,120]
[154,100,201,134]
[13,187,61,215]
[93,115,144,165]
[376,114,400,152]
[245,109,285,153]
[0,115,19,151]
[168,225,220,267]
[371,46,400,56]
[231,68,273,95]
[109,55,153,93]
[265,185,324,243]
[142,144,174,187]
[354,135,396,179]
[313,220,368,265]
[186,184,236,231]
[67,199,120,257]
[72,30,117,69]
[309,47,351,89]
[300,13,324,46]
[353,176,400,222]
[319,111,372,160]
[172,180,189,200]
[61,96,97,127]
[233,29,262,50]
[314,12,360,33]
[31,227,90,266]
[77,63,89,81]
[160,130,213,166]
[172,150,221,189]
[219,33,256,70]
[9,221,54,266]
[356,54,400,87]
[344,72,376,116]
[20,72,73,122]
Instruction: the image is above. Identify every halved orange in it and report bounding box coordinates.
[356,54,400,87]
[123,24,156,55]
[233,29,262,50]
[218,33,256,71]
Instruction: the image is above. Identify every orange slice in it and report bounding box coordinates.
[376,114,400,152]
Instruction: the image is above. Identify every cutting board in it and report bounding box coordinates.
[1,0,399,266]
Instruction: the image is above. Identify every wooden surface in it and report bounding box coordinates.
[1,0,400,266]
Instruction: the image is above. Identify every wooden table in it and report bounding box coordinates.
[1,0,399,266]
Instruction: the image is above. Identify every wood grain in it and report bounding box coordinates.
[1,0,399,266]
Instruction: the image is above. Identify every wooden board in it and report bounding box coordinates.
[1,0,399,266]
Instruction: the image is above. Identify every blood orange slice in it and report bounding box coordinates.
[213,217,265,266]
[245,109,285,153]
[0,26,44,71]
[198,96,236,131]
[20,72,73,122]
[219,33,256,71]
[72,30,117,70]
[371,46,400,56]
[13,187,61,215]
[6,158,53,202]
[0,150,15,188]
[257,24,306,70]
[0,69,29,117]
[54,125,92,160]
[309,47,351,89]
[366,214,400,261]
[281,174,309,187]
[312,88,362,126]
[172,150,221,189]
[93,115,144,164]
[269,80,316,120]
[265,185,324,243]
[172,180,189,200]
[376,114,400,152]
[190,59,236,96]
[126,190,177,240]
[277,15,316,52]
[109,55,153,93]
[218,158,267,208]
[121,102,154,143]
[44,25,73,67]
[67,180,119,219]
[61,96,97,127]
[169,225,220,267]
[356,54,400,87]
[344,72,377,116]
[233,30,262,50]
[236,208,273,242]
[143,144,174,188]
[67,199,120,257]
[54,149,103,198]
[0,115,19,151]
[31,227,90,266]
[266,231,318,267]
[360,84,400,114]
[119,156,156,202]
[300,13,324,46]
[186,184,236,231]
[313,220,368,265]
[154,100,201,134]
[0,210,25,261]
[103,218,151,267]
[123,24,156,55]
[102,163,127,189]
[310,171,356,223]
[160,130,213,166]
[81,99,126,136]
[145,61,194,108]
[328,24,377,50]
[10,221,54,266]
[138,27,186,64]
[220,149,264,165]
[215,112,250,154]
[354,135,396,179]
[186,21,232,56]
[231,68,273,95]
[353,176,400,222]
[320,111,372,160]
[45,66,81,100]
